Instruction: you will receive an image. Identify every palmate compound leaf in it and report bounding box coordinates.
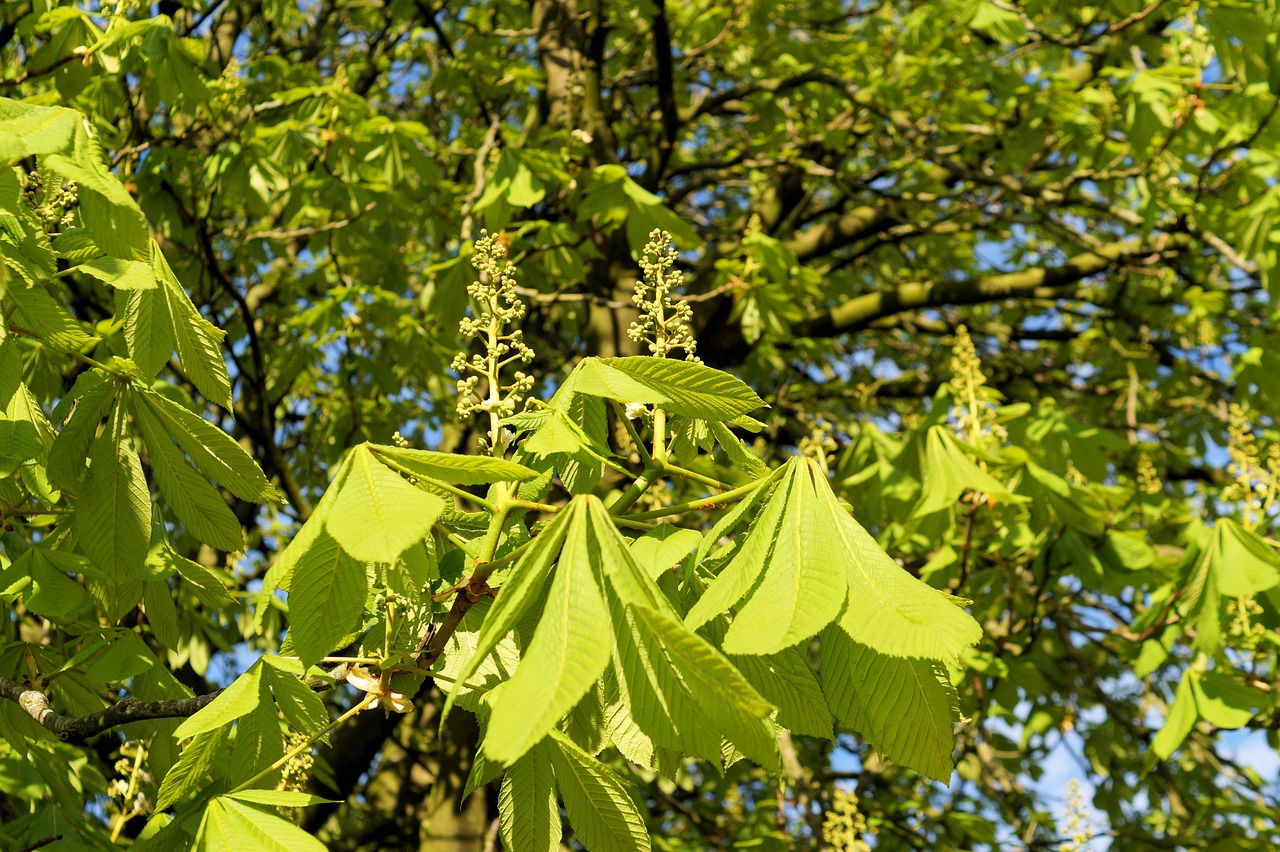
[1175,518,1280,656]
[482,502,614,765]
[912,425,1021,518]
[687,456,981,661]
[498,739,562,852]
[572,356,766,421]
[819,626,959,782]
[475,496,778,771]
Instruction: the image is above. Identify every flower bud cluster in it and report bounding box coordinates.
[628,229,698,360]
[22,170,80,232]
[452,232,535,446]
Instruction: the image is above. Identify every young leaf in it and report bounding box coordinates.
[442,517,570,722]
[498,739,562,852]
[76,406,150,588]
[5,283,99,352]
[287,529,368,668]
[197,797,327,852]
[266,665,329,735]
[173,661,264,740]
[732,646,833,739]
[133,400,244,551]
[820,627,958,782]
[720,459,849,655]
[135,388,281,503]
[47,378,114,490]
[156,250,233,409]
[913,426,1019,517]
[577,497,780,769]
[156,726,230,810]
[325,444,445,563]
[1150,670,1198,761]
[573,356,765,420]
[484,503,613,765]
[548,730,650,852]
[369,443,540,484]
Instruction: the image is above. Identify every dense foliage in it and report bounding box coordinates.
[3,0,1280,849]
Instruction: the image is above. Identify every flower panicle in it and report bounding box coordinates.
[628,229,699,361]
[452,231,536,450]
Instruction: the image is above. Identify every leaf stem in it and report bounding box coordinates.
[621,477,763,521]
[609,399,654,468]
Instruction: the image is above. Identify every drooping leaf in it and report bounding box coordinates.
[484,502,613,765]
[156,726,230,810]
[134,388,280,503]
[820,627,958,782]
[76,405,150,589]
[154,249,233,409]
[498,739,562,852]
[133,399,244,551]
[442,517,570,722]
[548,730,650,852]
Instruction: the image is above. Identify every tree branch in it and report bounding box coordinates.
[798,239,1148,337]
[0,676,225,742]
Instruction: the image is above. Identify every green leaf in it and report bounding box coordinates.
[627,525,702,580]
[228,689,284,789]
[719,459,849,655]
[197,797,327,851]
[156,725,230,810]
[5,283,99,352]
[1213,518,1280,597]
[369,443,540,484]
[266,666,329,735]
[119,243,177,376]
[1193,671,1264,729]
[572,356,766,420]
[1151,670,1198,760]
[84,629,156,683]
[548,730,650,852]
[442,518,569,722]
[155,249,233,409]
[173,661,264,740]
[135,388,280,503]
[225,790,337,808]
[732,646,832,738]
[47,376,114,490]
[820,628,958,781]
[77,256,155,290]
[499,739,562,852]
[133,399,244,551]
[913,426,1019,517]
[76,406,150,588]
[484,503,613,765]
[629,604,780,770]
[571,497,780,769]
[326,444,446,563]
[287,529,368,667]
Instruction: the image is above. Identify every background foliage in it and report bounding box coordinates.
[3,0,1280,849]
